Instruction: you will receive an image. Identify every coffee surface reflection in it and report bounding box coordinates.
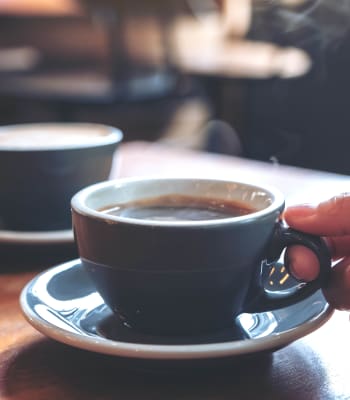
[100,194,256,221]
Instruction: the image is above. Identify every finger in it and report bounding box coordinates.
[284,193,350,236]
[285,245,320,281]
[221,0,252,38]
[285,237,350,282]
[325,236,350,259]
[285,236,350,262]
[323,256,350,311]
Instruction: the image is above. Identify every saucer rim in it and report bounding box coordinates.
[0,228,74,244]
[20,260,334,360]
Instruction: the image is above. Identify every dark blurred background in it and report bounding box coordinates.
[0,0,350,174]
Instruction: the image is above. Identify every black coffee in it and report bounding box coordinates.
[100,194,256,221]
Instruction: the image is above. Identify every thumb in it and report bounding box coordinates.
[284,193,350,236]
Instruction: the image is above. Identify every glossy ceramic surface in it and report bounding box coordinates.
[20,259,333,360]
[0,228,73,244]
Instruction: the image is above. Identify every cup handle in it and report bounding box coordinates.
[243,221,332,313]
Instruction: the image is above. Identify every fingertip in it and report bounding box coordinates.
[283,204,316,224]
[285,245,320,281]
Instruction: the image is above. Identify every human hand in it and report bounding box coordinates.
[284,194,350,310]
[171,0,312,79]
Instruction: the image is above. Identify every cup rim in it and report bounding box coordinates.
[0,122,123,152]
[71,177,285,227]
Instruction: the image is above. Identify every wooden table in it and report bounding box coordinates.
[1,141,350,399]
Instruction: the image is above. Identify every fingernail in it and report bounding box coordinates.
[284,204,316,218]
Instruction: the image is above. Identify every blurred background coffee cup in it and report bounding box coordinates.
[0,122,122,231]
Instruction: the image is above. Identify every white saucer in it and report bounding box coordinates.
[20,259,333,361]
[0,228,73,244]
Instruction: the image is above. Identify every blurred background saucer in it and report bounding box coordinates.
[0,228,73,245]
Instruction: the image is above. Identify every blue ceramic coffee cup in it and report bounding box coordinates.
[72,178,331,336]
